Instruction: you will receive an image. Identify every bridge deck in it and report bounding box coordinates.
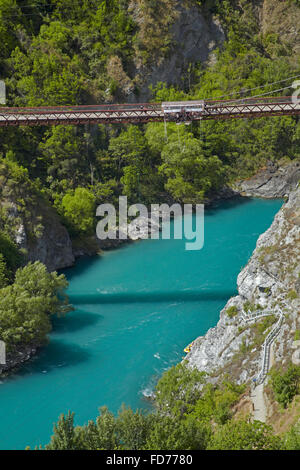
[0,97,299,126]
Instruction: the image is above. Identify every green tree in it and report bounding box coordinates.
[145,415,210,450]
[14,262,71,316]
[61,187,96,235]
[155,362,206,417]
[39,126,88,191]
[0,253,8,288]
[45,411,81,450]
[209,420,282,450]
[284,422,300,450]
[0,262,72,351]
[109,125,160,201]
[269,364,300,408]
[109,127,147,171]
[0,231,21,278]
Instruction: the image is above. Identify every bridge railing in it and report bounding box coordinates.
[256,313,284,385]
[241,310,275,322]
[0,97,295,114]
[0,103,162,114]
[240,307,284,385]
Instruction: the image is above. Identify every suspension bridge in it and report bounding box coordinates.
[0,96,300,127]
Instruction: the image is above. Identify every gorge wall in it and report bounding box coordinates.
[186,173,300,386]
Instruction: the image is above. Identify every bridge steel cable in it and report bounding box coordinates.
[210,73,300,101]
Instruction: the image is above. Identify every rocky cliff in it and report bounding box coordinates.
[1,195,75,273]
[129,0,225,100]
[130,0,300,101]
[23,204,75,272]
[186,182,300,386]
[235,161,300,199]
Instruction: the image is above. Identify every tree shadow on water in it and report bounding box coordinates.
[18,340,91,377]
[52,309,103,334]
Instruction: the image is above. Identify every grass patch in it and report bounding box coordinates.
[286,290,298,301]
[227,306,238,318]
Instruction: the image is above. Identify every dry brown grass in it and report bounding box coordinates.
[233,392,254,421]
[267,393,300,434]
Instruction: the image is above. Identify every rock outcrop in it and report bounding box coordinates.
[131,0,225,100]
[3,199,75,272]
[25,204,75,272]
[186,185,300,385]
[0,344,38,376]
[235,161,300,199]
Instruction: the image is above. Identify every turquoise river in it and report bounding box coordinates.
[0,197,282,449]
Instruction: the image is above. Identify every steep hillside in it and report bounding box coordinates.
[259,0,300,58]
[129,0,225,99]
[186,182,300,387]
[0,161,74,271]
[0,1,299,266]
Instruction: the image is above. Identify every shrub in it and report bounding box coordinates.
[208,420,282,450]
[226,306,238,318]
[294,330,300,341]
[287,290,298,301]
[269,364,300,408]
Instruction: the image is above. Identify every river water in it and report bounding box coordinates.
[0,197,282,449]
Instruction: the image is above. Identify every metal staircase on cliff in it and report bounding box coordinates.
[241,308,284,385]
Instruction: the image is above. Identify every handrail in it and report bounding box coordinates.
[256,314,283,384]
[241,308,284,385]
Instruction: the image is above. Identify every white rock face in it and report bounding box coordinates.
[185,186,300,384]
[15,224,27,247]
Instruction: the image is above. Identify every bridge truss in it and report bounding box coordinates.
[0,97,299,127]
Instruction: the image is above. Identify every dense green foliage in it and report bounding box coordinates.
[44,362,298,450]
[284,422,300,450]
[269,364,300,408]
[0,230,22,281]
[208,419,282,450]
[0,261,72,351]
[0,0,299,243]
[0,253,8,288]
[61,187,96,235]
